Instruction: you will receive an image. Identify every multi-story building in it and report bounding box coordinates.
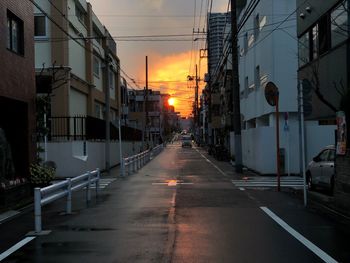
[207,13,231,79]
[128,89,161,148]
[0,1,36,205]
[237,0,336,174]
[206,13,232,146]
[34,0,120,120]
[297,0,349,214]
[33,0,122,177]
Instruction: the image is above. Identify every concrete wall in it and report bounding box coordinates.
[240,117,335,175]
[44,141,143,178]
[241,120,300,175]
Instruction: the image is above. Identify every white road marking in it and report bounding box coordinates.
[0,236,36,261]
[194,149,227,177]
[260,207,338,263]
[85,178,116,189]
[239,187,245,191]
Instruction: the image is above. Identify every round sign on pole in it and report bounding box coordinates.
[265,82,279,106]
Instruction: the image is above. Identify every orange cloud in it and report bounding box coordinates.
[136,51,207,117]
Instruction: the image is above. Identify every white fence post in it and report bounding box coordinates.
[121,158,125,177]
[96,168,100,196]
[86,171,91,202]
[34,188,42,234]
[66,178,72,214]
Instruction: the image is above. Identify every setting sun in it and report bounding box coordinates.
[168,98,175,106]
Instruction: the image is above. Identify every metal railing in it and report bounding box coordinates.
[121,144,164,176]
[33,169,100,234]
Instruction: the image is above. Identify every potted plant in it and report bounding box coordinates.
[29,163,55,188]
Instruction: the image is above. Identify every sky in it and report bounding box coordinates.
[88,0,228,116]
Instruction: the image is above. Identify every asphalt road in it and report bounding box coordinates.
[1,142,349,262]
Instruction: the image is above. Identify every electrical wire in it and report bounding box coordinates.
[30,0,142,92]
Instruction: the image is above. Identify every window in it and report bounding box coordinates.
[255,65,260,89]
[75,4,85,24]
[254,14,260,39]
[259,16,267,31]
[318,150,330,162]
[248,34,254,48]
[244,33,248,54]
[93,56,100,77]
[109,69,115,90]
[7,10,24,55]
[298,32,310,66]
[312,25,319,60]
[244,76,249,98]
[331,0,349,47]
[318,15,331,55]
[94,102,104,119]
[34,15,47,37]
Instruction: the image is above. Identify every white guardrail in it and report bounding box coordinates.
[34,169,100,234]
[121,144,164,177]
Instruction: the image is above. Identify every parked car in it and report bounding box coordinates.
[306,145,335,194]
[181,135,192,148]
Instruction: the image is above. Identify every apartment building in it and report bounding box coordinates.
[236,0,336,174]
[33,0,122,177]
[0,0,36,205]
[297,0,350,215]
[34,0,120,122]
[128,89,162,148]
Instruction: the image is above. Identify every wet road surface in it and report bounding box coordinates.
[1,142,349,262]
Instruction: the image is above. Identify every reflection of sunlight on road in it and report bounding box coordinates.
[167,180,178,186]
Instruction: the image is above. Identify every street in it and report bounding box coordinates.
[1,142,349,262]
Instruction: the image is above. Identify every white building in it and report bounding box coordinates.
[237,0,335,174]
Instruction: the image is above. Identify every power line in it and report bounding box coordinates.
[30,0,142,92]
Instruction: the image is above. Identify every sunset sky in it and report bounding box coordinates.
[88,0,228,116]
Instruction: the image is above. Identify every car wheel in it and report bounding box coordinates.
[306,172,313,190]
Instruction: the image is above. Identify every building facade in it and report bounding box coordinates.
[33,0,124,177]
[34,0,120,123]
[297,0,350,215]
[0,0,36,205]
[237,0,337,174]
[128,89,162,148]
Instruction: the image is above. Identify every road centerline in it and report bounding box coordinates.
[260,207,338,263]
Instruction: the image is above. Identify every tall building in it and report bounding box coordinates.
[207,13,231,80]
[0,0,36,205]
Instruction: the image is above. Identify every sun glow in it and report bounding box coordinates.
[136,51,207,117]
[168,98,175,106]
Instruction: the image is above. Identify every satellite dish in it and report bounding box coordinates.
[265,82,279,106]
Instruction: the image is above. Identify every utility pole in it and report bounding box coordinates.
[195,64,199,132]
[104,37,110,174]
[145,56,149,149]
[231,0,243,173]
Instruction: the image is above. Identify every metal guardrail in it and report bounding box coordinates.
[121,144,164,176]
[33,169,100,235]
